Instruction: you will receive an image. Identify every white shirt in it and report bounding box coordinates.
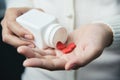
[5,0,120,80]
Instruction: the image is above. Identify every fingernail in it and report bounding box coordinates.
[24,34,33,40]
[28,44,35,48]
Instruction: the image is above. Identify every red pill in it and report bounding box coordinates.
[56,41,66,50]
[62,47,72,54]
[62,42,76,54]
[56,41,76,54]
[67,42,76,49]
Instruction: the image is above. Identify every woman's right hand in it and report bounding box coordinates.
[1,8,35,47]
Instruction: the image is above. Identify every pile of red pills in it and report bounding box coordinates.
[56,42,76,54]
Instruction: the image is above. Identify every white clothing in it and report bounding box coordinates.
[5,0,120,80]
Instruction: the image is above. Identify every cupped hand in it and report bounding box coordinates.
[17,23,113,70]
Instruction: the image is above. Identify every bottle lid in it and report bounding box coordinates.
[45,24,68,48]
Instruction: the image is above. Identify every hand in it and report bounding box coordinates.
[1,8,43,47]
[17,23,113,70]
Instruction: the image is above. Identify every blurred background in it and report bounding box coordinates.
[0,0,25,80]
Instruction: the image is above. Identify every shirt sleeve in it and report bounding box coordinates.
[5,0,33,8]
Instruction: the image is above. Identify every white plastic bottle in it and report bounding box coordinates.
[16,9,68,49]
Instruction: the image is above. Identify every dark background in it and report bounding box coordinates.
[0,1,25,80]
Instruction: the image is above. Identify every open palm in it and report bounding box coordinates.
[17,23,113,70]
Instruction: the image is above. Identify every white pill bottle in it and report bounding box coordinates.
[16,9,68,49]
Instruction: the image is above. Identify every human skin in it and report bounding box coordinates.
[1,8,38,47]
[1,8,113,70]
[17,23,113,70]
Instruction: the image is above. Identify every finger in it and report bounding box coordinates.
[6,8,34,40]
[64,46,85,70]
[17,46,55,58]
[12,8,43,39]
[17,46,43,58]
[1,17,34,47]
[65,45,103,70]
[2,27,33,47]
[7,21,33,40]
[34,48,56,56]
[23,58,66,70]
[17,46,36,58]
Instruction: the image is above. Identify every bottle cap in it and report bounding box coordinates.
[45,24,68,48]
